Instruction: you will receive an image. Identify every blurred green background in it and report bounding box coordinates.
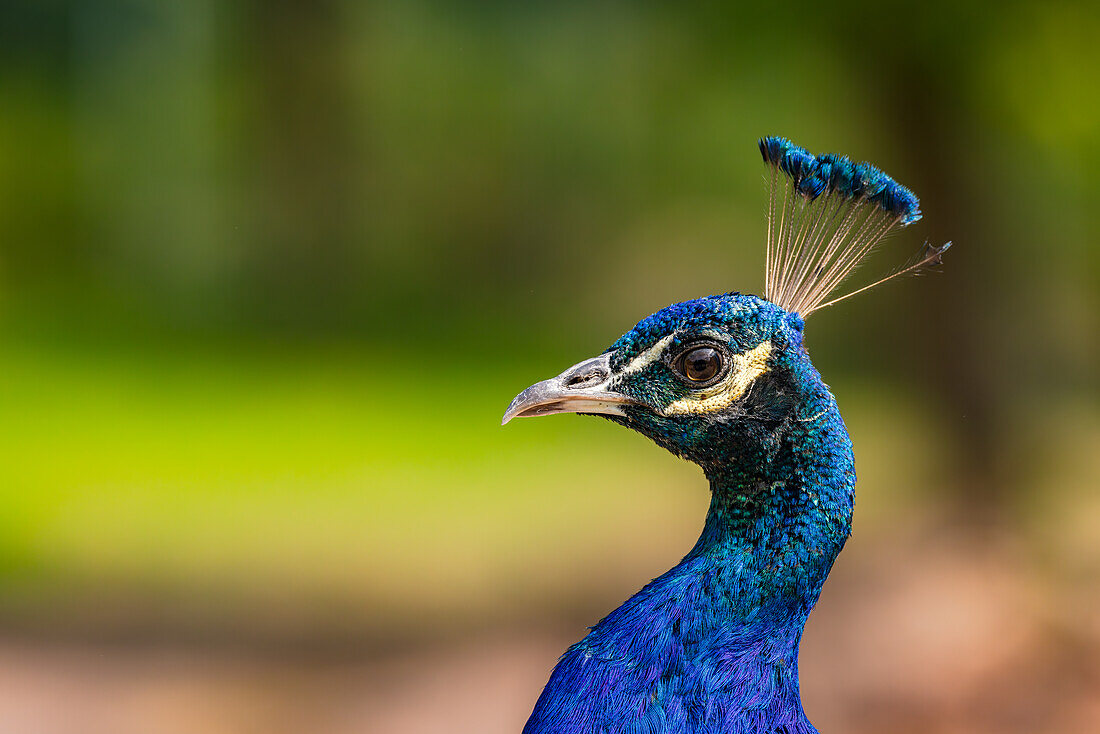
[0,1,1098,733]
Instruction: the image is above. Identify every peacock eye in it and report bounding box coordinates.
[675,346,723,384]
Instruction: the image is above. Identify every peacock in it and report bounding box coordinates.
[502,136,951,734]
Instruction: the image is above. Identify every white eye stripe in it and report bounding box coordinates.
[662,341,772,416]
[619,333,676,375]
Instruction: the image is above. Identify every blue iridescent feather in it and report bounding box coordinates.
[758,135,921,224]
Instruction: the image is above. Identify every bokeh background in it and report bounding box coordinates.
[1,1,1099,732]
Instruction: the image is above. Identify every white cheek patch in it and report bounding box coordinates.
[619,333,675,375]
[663,341,773,416]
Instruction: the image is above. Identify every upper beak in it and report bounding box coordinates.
[501,352,637,425]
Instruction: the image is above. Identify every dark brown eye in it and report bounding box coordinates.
[678,346,722,383]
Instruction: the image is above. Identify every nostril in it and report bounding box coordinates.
[565,368,607,390]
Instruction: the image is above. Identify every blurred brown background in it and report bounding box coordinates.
[0,1,1098,732]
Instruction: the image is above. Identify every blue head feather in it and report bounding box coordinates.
[757,136,790,167]
[759,135,922,225]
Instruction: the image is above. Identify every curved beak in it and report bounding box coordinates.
[502,352,637,425]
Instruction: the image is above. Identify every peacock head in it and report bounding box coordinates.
[503,136,950,480]
[502,294,816,472]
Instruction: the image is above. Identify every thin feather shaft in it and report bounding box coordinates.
[811,243,949,312]
[794,211,885,314]
[799,215,899,314]
[773,177,798,299]
[793,204,877,310]
[770,166,778,299]
[779,199,820,306]
[777,183,805,299]
[780,192,835,306]
[784,194,850,311]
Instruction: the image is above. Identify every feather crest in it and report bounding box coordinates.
[759,136,946,316]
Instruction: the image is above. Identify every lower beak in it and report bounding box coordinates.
[501,352,637,425]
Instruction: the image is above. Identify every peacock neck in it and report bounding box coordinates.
[524,359,855,733]
[658,386,854,730]
[687,384,854,625]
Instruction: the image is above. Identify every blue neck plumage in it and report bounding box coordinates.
[525,344,855,734]
[654,371,855,730]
